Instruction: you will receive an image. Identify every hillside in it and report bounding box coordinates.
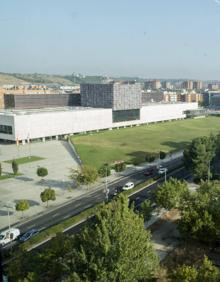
[0,72,107,86]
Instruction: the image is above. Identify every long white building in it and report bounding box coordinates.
[0,102,198,143]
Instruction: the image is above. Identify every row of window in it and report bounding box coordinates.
[0,125,13,135]
[112,109,140,123]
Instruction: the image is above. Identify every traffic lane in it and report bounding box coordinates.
[13,158,183,234]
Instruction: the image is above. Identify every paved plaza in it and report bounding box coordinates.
[0,140,83,230]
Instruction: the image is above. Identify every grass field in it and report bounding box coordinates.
[4,156,44,165]
[71,116,220,168]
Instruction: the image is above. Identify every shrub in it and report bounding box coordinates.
[159,151,166,160]
[98,164,111,177]
[145,152,158,163]
[12,160,18,175]
[115,161,126,172]
[37,167,48,178]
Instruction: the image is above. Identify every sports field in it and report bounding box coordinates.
[71,116,220,168]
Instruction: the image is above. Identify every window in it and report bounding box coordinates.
[0,125,13,135]
[113,109,140,123]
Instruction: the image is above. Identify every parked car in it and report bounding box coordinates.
[122,182,135,191]
[144,167,154,176]
[19,229,39,242]
[0,228,20,246]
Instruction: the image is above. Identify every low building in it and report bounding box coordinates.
[0,103,198,143]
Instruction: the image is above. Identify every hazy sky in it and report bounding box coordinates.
[1,0,220,79]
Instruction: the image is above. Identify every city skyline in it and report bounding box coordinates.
[1,0,220,79]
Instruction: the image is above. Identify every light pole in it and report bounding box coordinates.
[105,165,109,202]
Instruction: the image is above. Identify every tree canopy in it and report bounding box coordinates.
[155,177,189,210]
[70,165,98,185]
[16,200,29,217]
[40,187,56,207]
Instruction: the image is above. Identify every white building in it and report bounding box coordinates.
[0,103,198,143]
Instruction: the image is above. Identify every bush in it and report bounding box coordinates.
[98,164,111,177]
[115,161,126,172]
[145,152,158,163]
[159,151,166,160]
[12,160,18,175]
[37,167,48,178]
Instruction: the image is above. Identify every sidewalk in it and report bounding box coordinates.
[0,141,183,230]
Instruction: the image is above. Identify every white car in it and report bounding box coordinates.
[158,167,168,174]
[122,182,135,191]
[0,228,20,246]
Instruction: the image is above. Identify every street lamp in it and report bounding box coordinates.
[105,164,109,202]
[0,202,14,232]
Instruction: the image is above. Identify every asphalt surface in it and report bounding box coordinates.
[1,156,184,254]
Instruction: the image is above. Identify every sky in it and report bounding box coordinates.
[0,0,220,79]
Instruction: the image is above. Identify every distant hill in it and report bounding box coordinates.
[0,72,107,86]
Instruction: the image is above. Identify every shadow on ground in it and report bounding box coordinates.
[126,151,147,165]
[161,141,189,151]
[35,179,73,189]
[0,210,14,216]
[14,199,40,207]
[15,176,34,182]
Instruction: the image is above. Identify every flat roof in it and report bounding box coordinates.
[0,106,109,116]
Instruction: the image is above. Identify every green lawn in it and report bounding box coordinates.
[71,117,220,169]
[0,172,22,180]
[4,156,44,165]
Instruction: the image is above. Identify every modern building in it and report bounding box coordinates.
[144,80,161,90]
[4,94,81,109]
[0,103,198,143]
[81,82,142,122]
[204,91,220,108]
[161,81,172,90]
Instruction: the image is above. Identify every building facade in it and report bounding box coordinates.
[0,103,198,143]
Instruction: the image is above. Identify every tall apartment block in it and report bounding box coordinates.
[80,82,142,122]
[182,80,193,90]
[193,81,203,90]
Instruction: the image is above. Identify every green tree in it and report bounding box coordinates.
[171,265,198,282]
[114,161,126,172]
[178,181,220,243]
[70,165,98,185]
[184,135,216,181]
[16,200,29,217]
[140,199,153,221]
[37,167,48,180]
[98,163,111,177]
[65,195,158,281]
[170,257,220,282]
[159,151,166,160]
[155,178,189,210]
[12,160,19,175]
[40,188,56,207]
[145,152,158,163]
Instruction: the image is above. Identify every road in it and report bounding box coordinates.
[8,156,182,236]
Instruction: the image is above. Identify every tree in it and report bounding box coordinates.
[114,161,126,172]
[12,160,19,175]
[145,152,158,163]
[40,188,56,207]
[98,163,111,177]
[65,195,158,281]
[159,151,166,160]
[140,199,153,221]
[170,257,220,282]
[178,181,220,243]
[16,200,29,217]
[70,165,98,185]
[155,178,189,210]
[37,167,48,180]
[184,135,216,181]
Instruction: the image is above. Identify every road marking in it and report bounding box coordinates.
[26,224,36,229]
[63,214,70,219]
[52,213,60,217]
